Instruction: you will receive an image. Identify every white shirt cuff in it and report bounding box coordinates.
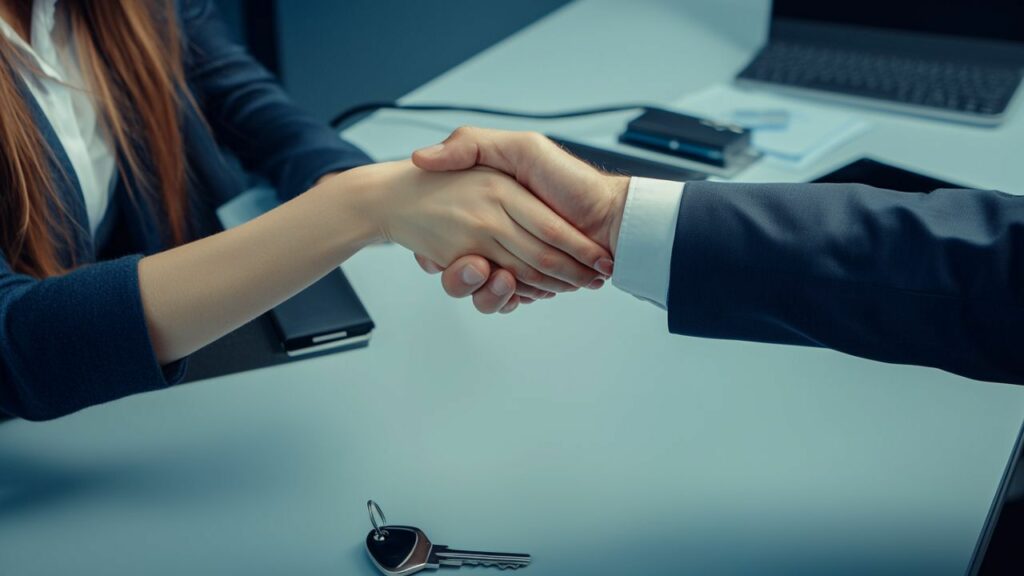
[611,177,685,309]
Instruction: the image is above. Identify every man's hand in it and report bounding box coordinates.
[411,127,630,313]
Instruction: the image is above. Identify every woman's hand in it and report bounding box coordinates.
[356,160,613,297]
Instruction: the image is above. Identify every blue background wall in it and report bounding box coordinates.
[214,0,572,122]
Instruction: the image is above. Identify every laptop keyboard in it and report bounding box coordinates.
[739,42,1023,117]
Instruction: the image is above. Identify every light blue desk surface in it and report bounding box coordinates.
[3,1,1024,575]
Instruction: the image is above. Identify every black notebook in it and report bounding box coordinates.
[270,268,375,356]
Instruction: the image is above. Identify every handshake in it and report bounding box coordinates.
[390,127,631,314]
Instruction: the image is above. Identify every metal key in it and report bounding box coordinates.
[365,501,531,575]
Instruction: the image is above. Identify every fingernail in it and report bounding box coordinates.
[491,276,512,296]
[417,143,445,156]
[461,265,485,285]
[595,258,614,276]
[587,278,605,290]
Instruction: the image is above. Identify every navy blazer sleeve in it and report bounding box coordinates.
[180,0,371,201]
[667,181,1024,385]
[0,256,187,421]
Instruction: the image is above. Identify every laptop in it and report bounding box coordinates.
[972,423,1024,575]
[736,0,1024,126]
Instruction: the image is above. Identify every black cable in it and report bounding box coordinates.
[329,101,655,129]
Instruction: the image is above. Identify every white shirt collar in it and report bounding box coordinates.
[0,0,65,82]
[0,0,116,237]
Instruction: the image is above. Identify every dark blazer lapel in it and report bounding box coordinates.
[109,149,166,256]
[15,77,96,262]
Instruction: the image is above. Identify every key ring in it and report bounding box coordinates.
[367,500,388,541]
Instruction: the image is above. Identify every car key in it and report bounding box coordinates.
[365,500,531,575]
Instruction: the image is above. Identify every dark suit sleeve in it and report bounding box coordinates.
[667,181,1024,385]
[0,255,187,421]
[179,0,371,200]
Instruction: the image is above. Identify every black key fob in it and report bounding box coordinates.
[366,526,431,576]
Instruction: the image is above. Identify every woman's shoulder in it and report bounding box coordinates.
[177,0,214,25]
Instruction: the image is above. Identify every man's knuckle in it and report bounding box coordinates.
[480,175,504,195]
[525,131,548,146]
[538,220,562,243]
[537,251,561,273]
[528,132,552,151]
[465,215,493,238]
[452,125,477,139]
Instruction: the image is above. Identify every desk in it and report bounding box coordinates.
[2,1,1024,575]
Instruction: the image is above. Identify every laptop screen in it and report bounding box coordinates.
[773,0,1024,44]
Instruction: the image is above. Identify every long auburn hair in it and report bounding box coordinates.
[0,0,190,278]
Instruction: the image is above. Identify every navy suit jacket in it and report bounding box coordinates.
[0,0,370,420]
[668,181,1024,385]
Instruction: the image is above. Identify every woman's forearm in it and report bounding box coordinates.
[138,168,381,364]
[138,158,611,365]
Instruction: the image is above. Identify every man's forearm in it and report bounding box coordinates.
[667,180,1024,384]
